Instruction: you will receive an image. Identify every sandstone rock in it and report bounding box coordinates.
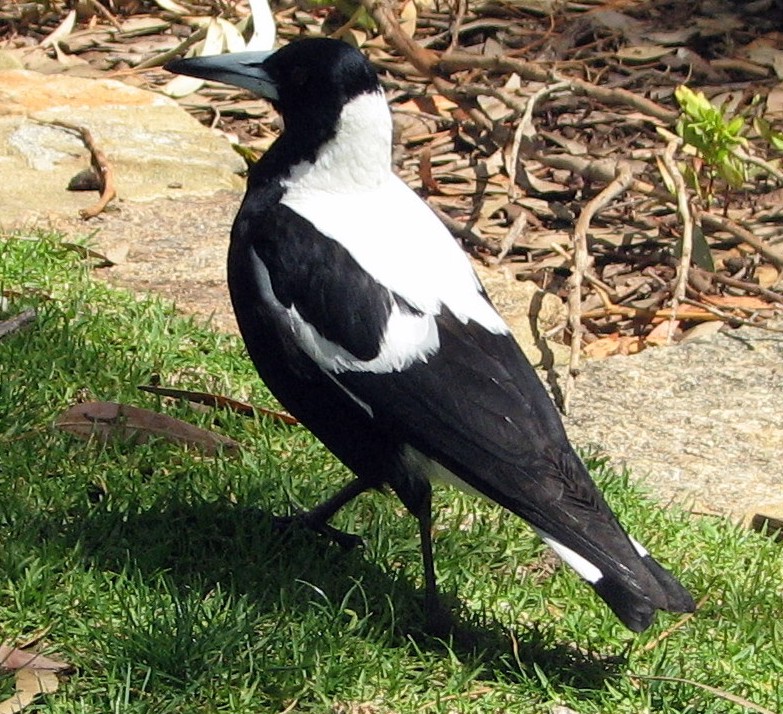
[565,319,783,518]
[0,69,245,226]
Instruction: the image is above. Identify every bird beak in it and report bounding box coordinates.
[164,51,279,101]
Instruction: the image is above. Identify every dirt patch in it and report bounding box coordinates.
[58,191,241,333]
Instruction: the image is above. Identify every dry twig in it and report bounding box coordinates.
[660,139,694,344]
[691,267,783,304]
[38,119,117,219]
[564,164,634,415]
[699,211,783,270]
[437,53,678,123]
[360,0,438,76]
[526,150,783,269]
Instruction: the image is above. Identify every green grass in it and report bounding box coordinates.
[1,231,781,713]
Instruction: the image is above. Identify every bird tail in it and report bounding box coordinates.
[537,528,695,632]
[592,549,696,632]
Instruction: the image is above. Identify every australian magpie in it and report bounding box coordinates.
[165,37,695,633]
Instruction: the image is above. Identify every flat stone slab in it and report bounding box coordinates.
[0,69,245,226]
[565,321,783,518]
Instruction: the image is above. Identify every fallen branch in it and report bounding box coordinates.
[360,0,438,76]
[134,24,208,70]
[428,203,499,254]
[681,297,782,331]
[564,164,635,415]
[660,139,694,344]
[83,0,123,30]
[38,119,117,219]
[580,305,721,321]
[699,211,783,270]
[507,80,571,200]
[0,308,37,341]
[525,150,783,269]
[691,267,783,305]
[549,242,618,301]
[436,53,678,123]
[733,145,783,185]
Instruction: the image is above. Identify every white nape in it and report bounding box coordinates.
[283,90,393,195]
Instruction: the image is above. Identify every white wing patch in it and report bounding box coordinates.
[249,249,440,375]
[289,300,440,374]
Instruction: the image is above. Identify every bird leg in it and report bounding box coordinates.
[273,477,368,550]
[390,475,454,635]
[414,490,453,637]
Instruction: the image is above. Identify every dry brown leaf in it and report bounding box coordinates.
[0,670,60,714]
[616,45,670,63]
[767,83,783,116]
[117,17,171,37]
[741,34,783,78]
[399,0,417,38]
[151,0,191,14]
[0,646,69,673]
[645,319,678,346]
[583,335,644,359]
[39,9,76,48]
[0,645,70,714]
[680,320,724,343]
[704,295,772,311]
[514,165,569,195]
[756,264,779,288]
[55,402,239,455]
[162,18,224,98]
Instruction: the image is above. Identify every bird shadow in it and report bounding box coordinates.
[58,495,625,691]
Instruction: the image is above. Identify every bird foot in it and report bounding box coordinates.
[272,512,364,551]
[424,597,457,639]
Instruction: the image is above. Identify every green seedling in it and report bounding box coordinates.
[674,85,748,193]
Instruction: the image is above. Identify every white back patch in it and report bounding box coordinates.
[280,93,509,340]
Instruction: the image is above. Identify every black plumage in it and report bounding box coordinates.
[165,37,695,633]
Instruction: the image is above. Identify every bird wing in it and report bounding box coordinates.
[248,195,634,570]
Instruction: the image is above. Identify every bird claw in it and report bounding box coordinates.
[272,512,364,551]
[423,595,457,638]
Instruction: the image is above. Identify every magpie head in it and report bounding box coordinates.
[165,38,381,136]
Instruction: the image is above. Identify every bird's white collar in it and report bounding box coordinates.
[282,89,393,195]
